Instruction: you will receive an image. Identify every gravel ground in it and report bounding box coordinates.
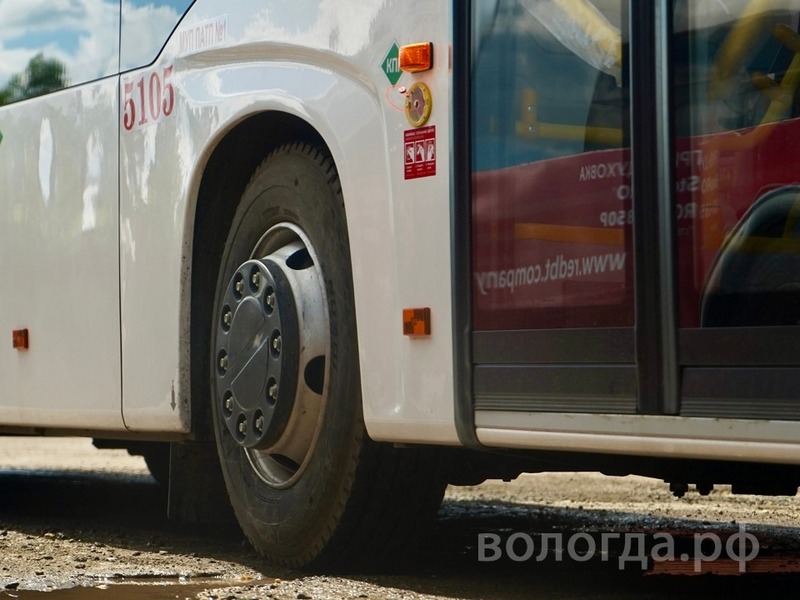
[2,437,800,599]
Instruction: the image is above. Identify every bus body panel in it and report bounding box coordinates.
[117,0,459,443]
[0,80,124,430]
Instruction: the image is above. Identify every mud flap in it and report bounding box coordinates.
[167,442,237,526]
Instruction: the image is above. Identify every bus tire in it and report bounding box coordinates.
[209,142,446,569]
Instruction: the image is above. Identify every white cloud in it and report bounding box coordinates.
[0,0,182,90]
[0,0,117,89]
[121,1,182,70]
[0,0,86,39]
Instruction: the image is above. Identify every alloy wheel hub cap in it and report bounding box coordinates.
[215,259,299,449]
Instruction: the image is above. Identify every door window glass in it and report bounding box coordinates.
[672,0,800,327]
[0,1,120,104]
[471,0,631,330]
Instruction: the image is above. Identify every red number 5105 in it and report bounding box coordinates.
[123,65,175,131]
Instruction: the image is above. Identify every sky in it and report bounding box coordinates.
[0,0,192,89]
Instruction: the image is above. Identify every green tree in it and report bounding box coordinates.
[0,54,68,105]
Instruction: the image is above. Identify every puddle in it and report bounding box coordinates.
[4,578,273,600]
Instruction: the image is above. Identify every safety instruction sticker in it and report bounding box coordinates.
[404,126,436,180]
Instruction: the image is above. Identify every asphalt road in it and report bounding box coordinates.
[2,437,800,599]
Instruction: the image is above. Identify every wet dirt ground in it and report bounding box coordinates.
[2,437,800,599]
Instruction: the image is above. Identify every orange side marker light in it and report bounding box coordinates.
[400,43,433,73]
[12,329,29,350]
[403,308,431,336]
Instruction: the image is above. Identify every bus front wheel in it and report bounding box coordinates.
[209,142,445,569]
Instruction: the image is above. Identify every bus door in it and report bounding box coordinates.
[466,0,800,435]
[468,0,639,423]
[673,0,800,421]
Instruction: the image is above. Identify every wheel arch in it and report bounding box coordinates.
[121,62,398,438]
[187,112,330,440]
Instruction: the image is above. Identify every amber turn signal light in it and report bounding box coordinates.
[403,308,431,336]
[400,43,433,73]
[12,329,29,350]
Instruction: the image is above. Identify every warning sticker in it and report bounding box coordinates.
[404,126,436,180]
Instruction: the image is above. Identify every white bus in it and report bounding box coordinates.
[3,0,800,568]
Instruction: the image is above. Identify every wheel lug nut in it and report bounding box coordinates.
[219,354,229,371]
[238,420,247,435]
[222,309,232,327]
[224,395,234,412]
[235,280,245,295]
[265,293,276,309]
[268,383,278,400]
[255,416,265,432]
[272,334,282,354]
[251,272,261,289]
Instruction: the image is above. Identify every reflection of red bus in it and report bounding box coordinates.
[474,147,633,329]
[474,116,800,329]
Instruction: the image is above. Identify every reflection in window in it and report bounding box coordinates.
[673,0,800,328]
[674,0,800,136]
[471,0,631,331]
[473,0,627,170]
[0,53,68,105]
[121,0,194,71]
[0,0,120,104]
